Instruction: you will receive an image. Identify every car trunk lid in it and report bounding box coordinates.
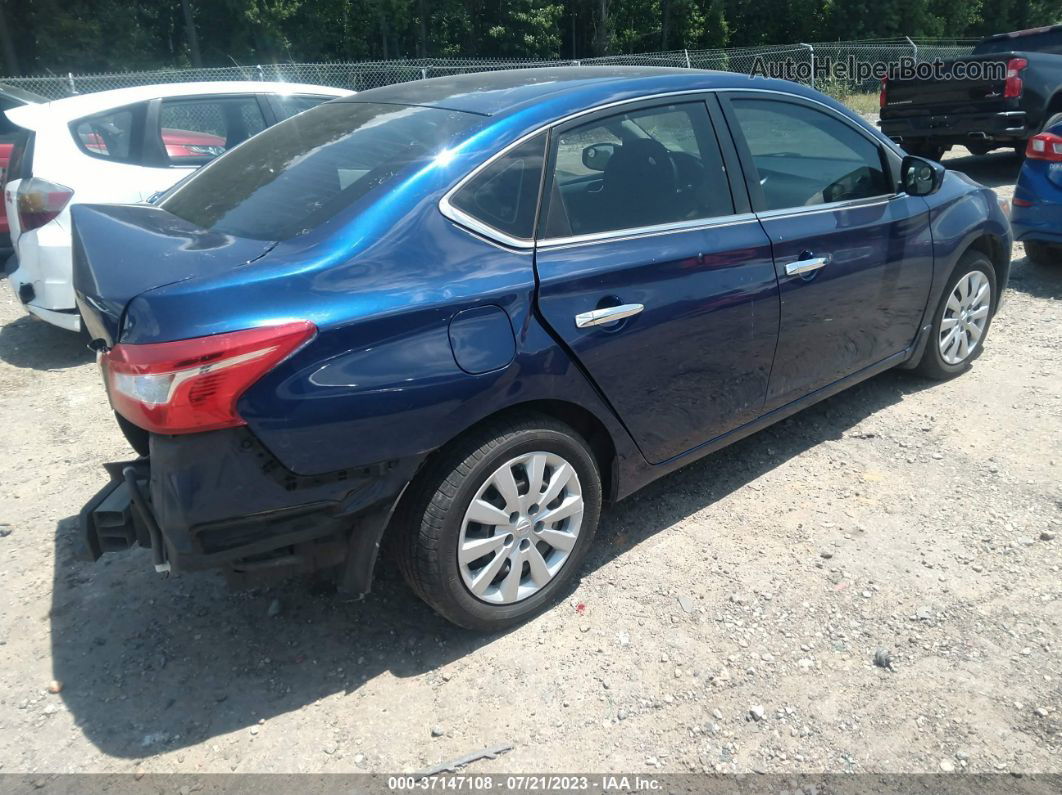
[72,203,276,347]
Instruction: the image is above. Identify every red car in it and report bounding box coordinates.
[80,127,226,159]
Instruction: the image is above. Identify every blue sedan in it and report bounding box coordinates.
[72,68,1012,630]
[1012,112,1062,266]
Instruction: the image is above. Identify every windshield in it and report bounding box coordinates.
[160,101,480,241]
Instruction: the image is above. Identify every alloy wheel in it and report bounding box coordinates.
[457,451,584,605]
[938,270,991,365]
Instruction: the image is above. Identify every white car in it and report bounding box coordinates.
[3,81,351,331]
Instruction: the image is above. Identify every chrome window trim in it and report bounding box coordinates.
[438,85,909,249]
[755,193,902,221]
[538,212,759,250]
[439,198,537,250]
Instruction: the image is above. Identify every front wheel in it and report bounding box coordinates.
[395,415,602,631]
[914,251,997,380]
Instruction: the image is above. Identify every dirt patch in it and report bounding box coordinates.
[0,147,1058,776]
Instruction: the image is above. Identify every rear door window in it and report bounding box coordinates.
[158,96,267,166]
[542,102,733,238]
[71,106,138,162]
[160,101,479,240]
[449,133,546,241]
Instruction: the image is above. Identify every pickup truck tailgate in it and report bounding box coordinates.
[884,54,1012,117]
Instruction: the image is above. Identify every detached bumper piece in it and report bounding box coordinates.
[78,459,169,571]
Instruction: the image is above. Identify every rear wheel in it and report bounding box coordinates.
[1025,241,1062,267]
[914,251,997,380]
[395,415,602,631]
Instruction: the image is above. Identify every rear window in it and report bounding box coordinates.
[974,27,1062,55]
[160,101,479,241]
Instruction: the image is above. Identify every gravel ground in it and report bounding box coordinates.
[0,147,1059,778]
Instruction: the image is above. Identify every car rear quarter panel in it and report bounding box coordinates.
[126,199,642,484]
[247,213,640,480]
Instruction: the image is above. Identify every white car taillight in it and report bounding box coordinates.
[16,177,74,232]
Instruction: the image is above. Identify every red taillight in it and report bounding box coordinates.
[879,76,888,109]
[1012,197,1034,207]
[1003,57,1028,99]
[16,177,74,232]
[1026,131,1062,162]
[102,321,316,435]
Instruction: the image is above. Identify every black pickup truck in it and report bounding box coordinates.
[880,24,1062,159]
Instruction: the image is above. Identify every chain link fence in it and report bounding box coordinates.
[1,37,978,101]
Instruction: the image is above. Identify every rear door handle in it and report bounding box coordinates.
[575,303,644,328]
[785,256,830,276]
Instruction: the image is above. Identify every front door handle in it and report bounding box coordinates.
[785,256,830,276]
[575,303,644,328]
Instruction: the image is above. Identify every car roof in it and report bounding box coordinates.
[338,66,794,118]
[5,80,352,128]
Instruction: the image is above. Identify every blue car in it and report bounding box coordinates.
[73,68,1012,630]
[1012,112,1062,266]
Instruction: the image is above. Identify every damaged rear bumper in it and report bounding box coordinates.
[78,428,420,592]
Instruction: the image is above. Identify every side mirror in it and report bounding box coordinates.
[901,155,945,197]
[582,142,617,172]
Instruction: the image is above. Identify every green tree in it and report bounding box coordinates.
[974,0,1062,36]
[485,0,564,57]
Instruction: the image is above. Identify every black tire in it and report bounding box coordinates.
[395,414,602,631]
[914,251,998,380]
[1025,241,1062,267]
